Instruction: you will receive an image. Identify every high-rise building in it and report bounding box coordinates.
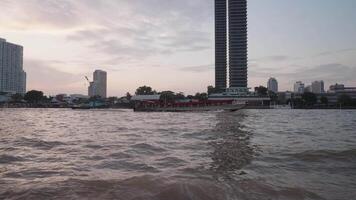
[215,0,248,92]
[267,77,278,93]
[215,0,227,91]
[88,70,107,98]
[294,81,305,94]
[229,0,248,89]
[0,38,26,94]
[311,80,325,94]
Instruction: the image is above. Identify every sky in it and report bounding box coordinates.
[1,0,356,96]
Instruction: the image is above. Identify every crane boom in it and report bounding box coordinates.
[85,76,90,83]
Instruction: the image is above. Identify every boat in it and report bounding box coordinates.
[133,100,246,112]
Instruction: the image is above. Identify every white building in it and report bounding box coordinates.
[294,81,305,93]
[88,70,107,98]
[0,38,26,94]
[267,77,278,93]
[311,80,325,94]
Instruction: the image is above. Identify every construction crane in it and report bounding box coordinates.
[84,76,92,88]
[85,76,90,84]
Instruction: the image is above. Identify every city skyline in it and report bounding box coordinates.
[1,0,356,96]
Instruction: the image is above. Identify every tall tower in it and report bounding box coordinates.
[215,0,227,91]
[214,0,248,92]
[88,70,107,98]
[229,0,248,89]
[0,38,26,94]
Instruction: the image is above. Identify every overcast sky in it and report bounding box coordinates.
[1,0,355,96]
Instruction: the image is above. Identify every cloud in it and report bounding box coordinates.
[179,64,214,73]
[250,55,300,62]
[313,48,356,58]
[25,59,84,94]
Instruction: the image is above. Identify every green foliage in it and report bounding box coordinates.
[320,96,329,105]
[11,93,23,102]
[135,86,157,95]
[194,93,208,101]
[302,92,317,106]
[126,92,132,100]
[207,85,219,95]
[338,94,353,106]
[160,91,175,103]
[254,86,268,96]
[160,91,186,103]
[268,91,278,103]
[24,90,44,103]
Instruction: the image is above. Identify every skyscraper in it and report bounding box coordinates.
[0,38,26,94]
[228,0,248,89]
[215,0,248,91]
[88,70,107,98]
[215,0,227,91]
[267,77,278,93]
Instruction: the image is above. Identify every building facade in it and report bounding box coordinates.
[267,77,278,93]
[215,0,227,91]
[311,80,325,94]
[294,81,305,94]
[0,38,26,94]
[215,0,248,91]
[88,70,107,98]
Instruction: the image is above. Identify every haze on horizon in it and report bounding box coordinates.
[1,0,355,96]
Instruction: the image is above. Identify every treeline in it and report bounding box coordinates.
[291,92,356,108]
[135,85,211,102]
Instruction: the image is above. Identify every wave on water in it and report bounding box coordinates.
[287,149,356,162]
[0,176,325,200]
[13,137,66,150]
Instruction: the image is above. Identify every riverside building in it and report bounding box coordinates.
[311,80,325,94]
[215,0,248,94]
[267,78,278,93]
[294,81,305,94]
[88,70,107,98]
[0,38,26,94]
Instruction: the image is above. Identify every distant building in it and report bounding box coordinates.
[305,85,312,93]
[311,81,325,94]
[294,81,305,93]
[0,38,26,94]
[88,70,107,98]
[267,77,278,93]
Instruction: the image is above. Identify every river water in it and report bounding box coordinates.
[0,109,355,200]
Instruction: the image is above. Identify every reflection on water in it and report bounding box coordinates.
[210,112,254,174]
[0,108,356,200]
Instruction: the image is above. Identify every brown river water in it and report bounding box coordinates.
[0,109,355,200]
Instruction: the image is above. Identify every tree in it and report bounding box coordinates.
[338,94,352,106]
[11,93,23,102]
[320,96,329,105]
[175,92,185,100]
[207,86,219,95]
[160,91,176,103]
[254,86,268,96]
[302,92,317,106]
[126,92,132,100]
[195,93,208,101]
[135,86,156,95]
[268,91,278,103]
[24,90,44,104]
